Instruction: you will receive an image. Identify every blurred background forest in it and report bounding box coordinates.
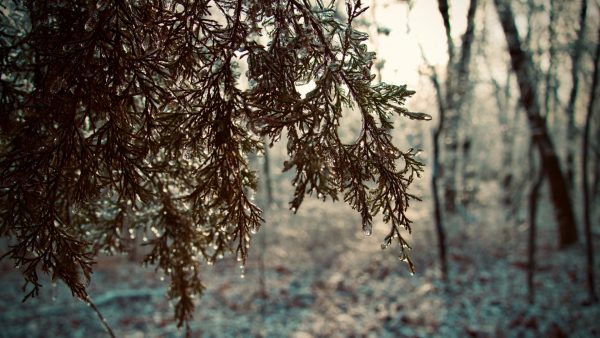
[1,0,600,337]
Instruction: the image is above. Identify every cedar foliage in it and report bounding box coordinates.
[0,0,427,328]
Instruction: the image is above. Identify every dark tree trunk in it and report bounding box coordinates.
[263,140,274,209]
[581,25,599,304]
[494,0,578,247]
[432,106,449,284]
[429,67,449,284]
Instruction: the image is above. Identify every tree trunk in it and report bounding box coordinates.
[429,66,449,284]
[434,0,478,213]
[494,0,578,247]
[566,0,588,192]
[581,24,599,304]
[432,102,449,284]
[543,0,558,120]
[527,147,543,304]
[258,139,272,304]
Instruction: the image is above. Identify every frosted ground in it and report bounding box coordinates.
[1,179,599,337]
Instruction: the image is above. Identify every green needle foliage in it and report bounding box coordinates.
[0,0,428,329]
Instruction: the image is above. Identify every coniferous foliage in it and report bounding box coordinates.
[0,0,426,328]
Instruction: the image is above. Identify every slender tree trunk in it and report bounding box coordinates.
[566,0,588,192]
[429,66,449,284]
[582,24,600,304]
[258,139,272,304]
[494,0,578,247]
[435,0,478,213]
[594,128,600,199]
[432,102,449,284]
[543,0,558,120]
[527,148,543,304]
[457,0,478,210]
[437,0,458,213]
[263,140,274,209]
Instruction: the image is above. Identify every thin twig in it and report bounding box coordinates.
[86,295,117,338]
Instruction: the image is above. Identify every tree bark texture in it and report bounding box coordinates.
[494,0,578,247]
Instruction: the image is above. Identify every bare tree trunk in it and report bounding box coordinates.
[566,0,588,192]
[436,0,457,213]
[258,139,272,304]
[494,0,578,248]
[263,140,274,209]
[431,74,449,284]
[527,147,543,304]
[543,0,558,120]
[582,24,599,304]
[435,0,478,213]
[594,128,600,199]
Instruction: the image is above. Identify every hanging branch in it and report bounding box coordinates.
[0,0,426,329]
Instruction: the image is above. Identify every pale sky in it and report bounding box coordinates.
[367,0,472,87]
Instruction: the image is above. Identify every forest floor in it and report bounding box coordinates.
[1,181,599,338]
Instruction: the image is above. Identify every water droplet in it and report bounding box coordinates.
[362,225,372,236]
[84,17,95,32]
[96,0,108,9]
[248,79,257,89]
[160,275,165,281]
[317,192,324,199]
[291,207,297,213]
[175,4,185,13]
[51,282,57,302]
